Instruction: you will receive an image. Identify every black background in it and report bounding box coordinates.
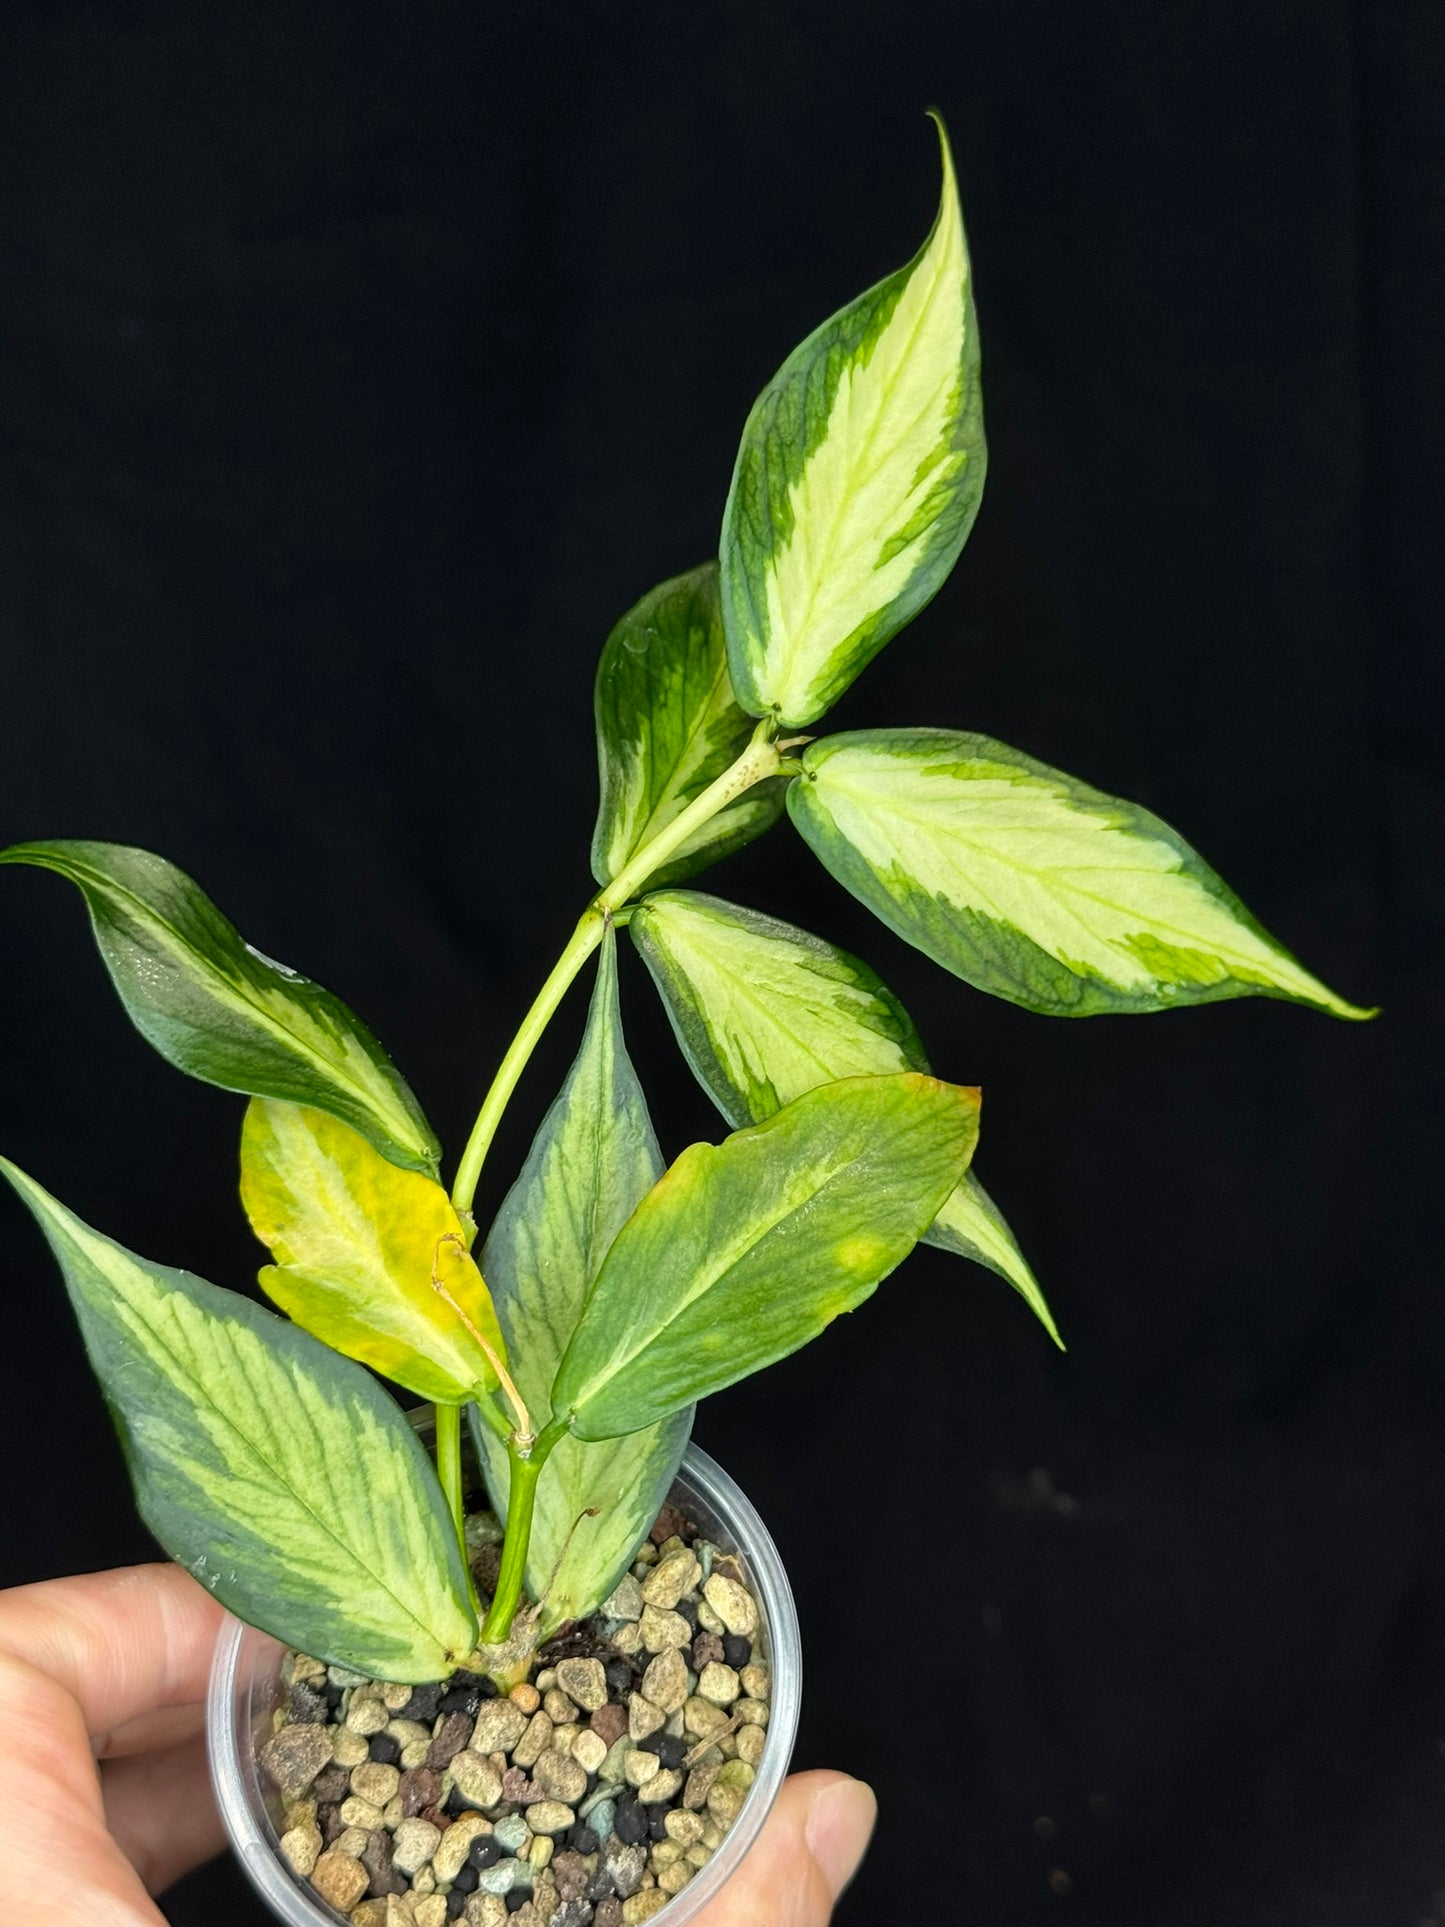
[1,4,1441,1923]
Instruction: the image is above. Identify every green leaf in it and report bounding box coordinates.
[0,1159,476,1681]
[240,1099,507,1408]
[474,932,689,1631]
[0,841,440,1174]
[720,114,984,728]
[790,730,1375,1020]
[591,562,786,892]
[551,1072,980,1440]
[630,888,1059,1343]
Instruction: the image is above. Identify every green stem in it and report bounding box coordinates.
[435,1402,465,1547]
[594,721,782,915]
[450,723,783,1220]
[479,1417,574,1643]
[481,1445,541,1642]
[451,912,605,1218]
[434,1402,480,1614]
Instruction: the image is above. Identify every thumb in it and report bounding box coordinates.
[692,1769,877,1927]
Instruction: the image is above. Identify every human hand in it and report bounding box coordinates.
[0,1562,226,1924]
[0,1563,875,1926]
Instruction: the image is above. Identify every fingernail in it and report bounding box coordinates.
[805,1776,878,1898]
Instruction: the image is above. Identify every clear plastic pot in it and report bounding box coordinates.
[207,1442,802,1925]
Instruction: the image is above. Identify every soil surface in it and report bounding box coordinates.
[259,1501,773,1927]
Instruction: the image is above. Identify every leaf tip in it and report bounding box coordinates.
[0,1153,40,1207]
[0,841,66,877]
[1332,996,1380,1023]
[1296,977,1378,1022]
[923,108,960,212]
[902,1072,982,1117]
[1004,1262,1065,1353]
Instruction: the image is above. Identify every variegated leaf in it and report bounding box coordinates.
[928,1176,1052,1340]
[790,730,1374,1020]
[240,1099,507,1407]
[630,888,1059,1343]
[0,840,439,1174]
[720,115,984,727]
[475,932,689,1631]
[1,1158,475,1681]
[551,1073,980,1441]
[591,562,785,891]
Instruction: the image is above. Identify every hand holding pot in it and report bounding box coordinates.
[0,1562,226,1924]
[0,1563,875,1927]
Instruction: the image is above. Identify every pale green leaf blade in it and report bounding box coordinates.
[720,115,985,727]
[552,1072,980,1440]
[591,562,786,891]
[1,1159,475,1681]
[476,931,689,1629]
[0,841,440,1174]
[630,889,928,1127]
[790,730,1375,1020]
[240,1100,507,1407]
[928,1174,1060,1348]
[631,887,1060,1343]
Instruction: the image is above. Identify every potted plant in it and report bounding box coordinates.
[1,115,1371,1927]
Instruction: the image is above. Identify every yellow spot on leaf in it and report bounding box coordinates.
[835,1234,891,1274]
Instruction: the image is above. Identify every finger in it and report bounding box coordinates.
[0,1647,167,1926]
[103,1730,226,1894]
[0,1564,225,1747]
[691,1769,877,1927]
[99,1699,208,1761]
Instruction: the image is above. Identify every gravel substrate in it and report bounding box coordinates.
[259,1501,772,1926]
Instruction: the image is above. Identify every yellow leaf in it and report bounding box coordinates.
[240,1099,506,1405]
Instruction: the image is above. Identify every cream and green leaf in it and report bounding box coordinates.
[551,1072,980,1440]
[790,730,1375,1020]
[591,562,785,891]
[474,932,690,1633]
[0,1159,475,1681]
[0,841,439,1174]
[720,114,985,728]
[240,1099,507,1407]
[631,888,1059,1343]
[927,1178,1051,1330]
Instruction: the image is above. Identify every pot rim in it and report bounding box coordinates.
[207,1440,802,1926]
